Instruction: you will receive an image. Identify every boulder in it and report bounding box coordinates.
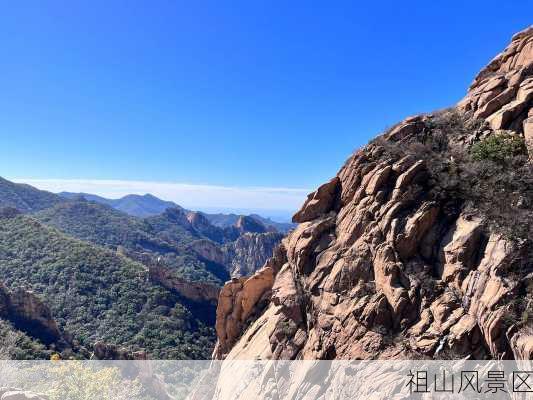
[1,391,47,400]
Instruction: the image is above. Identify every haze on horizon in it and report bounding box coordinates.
[0,1,530,214]
[12,177,307,222]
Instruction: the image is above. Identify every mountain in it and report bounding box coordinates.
[60,191,296,233]
[35,196,288,282]
[0,212,215,360]
[222,231,284,277]
[0,183,288,359]
[201,212,295,233]
[0,177,63,212]
[34,200,230,285]
[36,198,176,250]
[248,214,295,233]
[213,27,533,361]
[0,175,289,359]
[60,192,180,217]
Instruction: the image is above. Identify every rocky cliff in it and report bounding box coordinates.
[0,283,64,347]
[187,225,285,278]
[213,27,533,361]
[222,232,285,277]
[148,264,221,304]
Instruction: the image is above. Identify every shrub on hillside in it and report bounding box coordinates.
[471,133,527,163]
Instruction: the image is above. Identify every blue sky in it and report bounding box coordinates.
[1,1,531,216]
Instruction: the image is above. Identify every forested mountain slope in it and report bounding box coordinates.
[0,212,215,359]
[0,177,63,212]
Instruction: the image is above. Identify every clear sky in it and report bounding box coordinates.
[1,1,531,216]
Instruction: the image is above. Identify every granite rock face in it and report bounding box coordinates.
[222,232,284,277]
[213,27,533,361]
[213,244,286,358]
[459,26,533,136]
[185,212,286,278]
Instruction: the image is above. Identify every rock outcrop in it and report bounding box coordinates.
[188,231,285,278]
[148,265,220,304]
[234,216,268,235]
[185,213,285,278]
[188,239,228,266]
[187,212,271,244]
[222,232,284,277]
[187,212,239,243]
[0,388,47,400]
[213,27,533,361]
[213,244,286,359]
[0,284,63,346]
[459,26,533,136]
[91,340,147,360]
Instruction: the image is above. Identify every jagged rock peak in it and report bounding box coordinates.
[458,25,532,137]
[234,215,267,234]
[186,211,211,229]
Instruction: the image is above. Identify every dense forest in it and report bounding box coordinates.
[0,214,215,359]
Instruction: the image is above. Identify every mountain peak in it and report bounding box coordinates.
[234,215,267,234]
[459,25,532,138]
[60,192,180,217]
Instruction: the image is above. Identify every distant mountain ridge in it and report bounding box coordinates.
[201,212,295,233]
[0,177,63,212]
[60,191,296,232]
[30,184,292,283]
[59,192,180,217]
[0,181,291,283]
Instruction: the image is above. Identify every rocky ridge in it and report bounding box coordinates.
[186,213,287,278]
[213,27,533,361]
[458,27,533,140]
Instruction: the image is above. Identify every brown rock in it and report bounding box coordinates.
[373,244,408,316]
[148,265,220,304]
[394,160,425,190]
[460,25,533,135]
[440,215,483,287]
[365,165,391,195]
[189,239,227,265]
[509,327,533,360]
[396,203,439,259]
[213,244,287,359]
[385,116,426,141]
[293,177,339,223]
